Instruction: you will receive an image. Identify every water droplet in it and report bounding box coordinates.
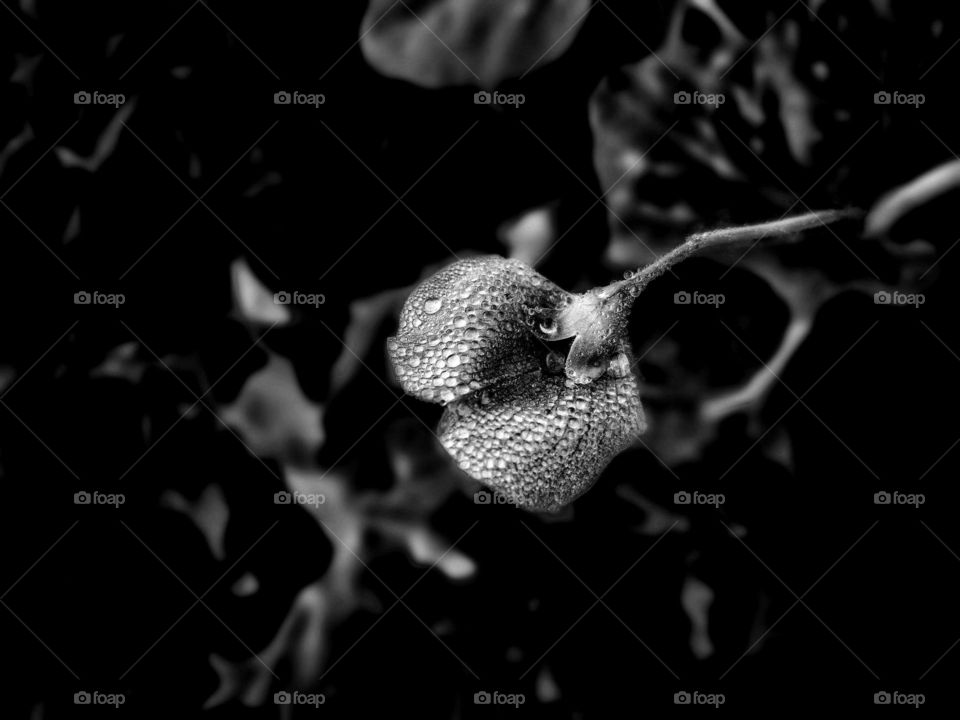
[607,353,631,377]
[545,351,565,373]
[446,354,461,367]
[539,317,557,334]
[423,298,442,314]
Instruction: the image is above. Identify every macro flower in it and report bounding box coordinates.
[388,255,644,512]
[388,210,854,512]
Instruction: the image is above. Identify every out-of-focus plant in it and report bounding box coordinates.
[360,0,593,88]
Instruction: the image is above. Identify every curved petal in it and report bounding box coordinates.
[388,256,571,404]
[438,349,645,512]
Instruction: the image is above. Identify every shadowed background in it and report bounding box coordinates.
[2,0,960,716]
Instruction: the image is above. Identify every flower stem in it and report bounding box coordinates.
[557,208,862,383]
[612,208,862,296]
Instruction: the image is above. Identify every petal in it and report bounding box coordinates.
[388,256,571,404]
[438,351,645,512]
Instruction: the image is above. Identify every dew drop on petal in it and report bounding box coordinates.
[423,298,442,314]
[607,352,631,377]
[545,351,565,373]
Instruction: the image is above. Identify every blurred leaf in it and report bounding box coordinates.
[360,0,592,88]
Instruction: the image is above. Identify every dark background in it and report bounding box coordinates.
[2,0,960,716]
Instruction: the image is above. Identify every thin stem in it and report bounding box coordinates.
[612,208,862,296]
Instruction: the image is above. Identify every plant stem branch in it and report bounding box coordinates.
[612,208,862,296]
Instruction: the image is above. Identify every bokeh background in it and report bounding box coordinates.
[3,0,960,716]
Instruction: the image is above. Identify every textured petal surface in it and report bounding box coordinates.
[387,256,571,404]
[438,353,645,512]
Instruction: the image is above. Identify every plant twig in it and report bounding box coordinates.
[613,208,862,296]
